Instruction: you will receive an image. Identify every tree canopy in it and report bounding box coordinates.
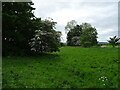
[66,22,98,47]
[2,2,36,56]
[29,18,61,54]
[2,2,61,56]
[67,25,82,46]
[65,20,77,34]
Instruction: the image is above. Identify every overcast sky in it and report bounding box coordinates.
[32,0,119,42]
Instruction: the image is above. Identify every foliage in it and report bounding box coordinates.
[60,42,67,47]
[81,22,92,29]
[71,36,80,46]
[108,36,120,47]
[2,2,61,56]
[2,2,36,56]
[29,18,61,54]
[66,22,98,47]
[3,47,118,88]
[80,24,98,47]
[65,20,77,33]
[67,25,82,46]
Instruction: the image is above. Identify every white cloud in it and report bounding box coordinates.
[32,0,118,42]
[32,0,119,3]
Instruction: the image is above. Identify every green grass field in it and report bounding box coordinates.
[2,47,119,88]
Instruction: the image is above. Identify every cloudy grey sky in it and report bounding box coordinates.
[32,0,119,42]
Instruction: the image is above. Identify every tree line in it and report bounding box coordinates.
[65,20,120,48]
[65,20,98,47]
[2,2,61,56]
[2,2,119,56]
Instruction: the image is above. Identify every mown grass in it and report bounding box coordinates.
[2,47,119,88]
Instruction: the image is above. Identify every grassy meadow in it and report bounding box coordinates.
[2,46,119,88]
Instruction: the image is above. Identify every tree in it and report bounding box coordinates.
[29,18,61,54]
[71,36,80,46]
[80,23,98,47]
[81,22,92,29]
[66,22,98,47]
[65,20,77,33]
[67,25,82,46]
[2,2,61,56]
[108,36,120,47]
[2,2,36,56]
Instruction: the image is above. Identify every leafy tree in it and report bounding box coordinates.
[67,25,82,46]
[2,2,36,56]
[2,2,61,56]
[65,20,77,33]
[66,22,98,47]
[81,22,92,29]
[108,36,120,47]
[71,36,80,46]
[80,23,98,47]
[29,18,61,54]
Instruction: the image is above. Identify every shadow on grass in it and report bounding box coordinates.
[3,52,60,59]
[2,52,62,67]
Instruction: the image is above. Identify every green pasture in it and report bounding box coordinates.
[2,47,119,88]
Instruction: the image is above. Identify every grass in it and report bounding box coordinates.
[2,46,119,88]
